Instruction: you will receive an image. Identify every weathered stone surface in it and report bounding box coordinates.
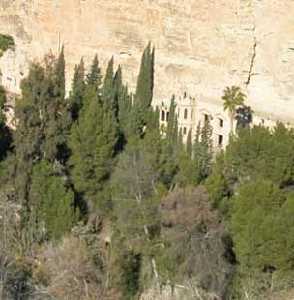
[0,0,293,122]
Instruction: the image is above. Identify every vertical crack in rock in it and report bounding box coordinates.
[246,34,257,86]
[245,1,257,87]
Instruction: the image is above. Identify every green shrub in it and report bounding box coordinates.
[0,34,14,55]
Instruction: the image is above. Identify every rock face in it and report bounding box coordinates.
[0,0,294,122]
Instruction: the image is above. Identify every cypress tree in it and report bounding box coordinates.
[118,84,133,140]
[70,58,86,121]
[131,43,155,137]
[86,54,102,89]
[102,57,116,113]
[135,42,154,111]
[113,64,123,121]
[53,46,65,100]
[42,49,69,162]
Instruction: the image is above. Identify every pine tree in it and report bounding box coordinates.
[69,86,118,210]
[206,152,230,210]
[70,58,86,121]
[13,53,71,239]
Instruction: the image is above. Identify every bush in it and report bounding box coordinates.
[158,186,234,298]
[34,236,104,300]
[0,34,14,54]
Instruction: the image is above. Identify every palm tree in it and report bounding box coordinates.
[222,86,246,133]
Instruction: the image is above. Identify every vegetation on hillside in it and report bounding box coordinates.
[0,44,293,300]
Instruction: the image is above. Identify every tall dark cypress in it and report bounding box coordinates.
[131,43,155,137]
[102,57,116,114]
[113,64,123,120]
[53,46,65,100]
[86,54,102,89]
[118,85,133,140]
[135,42,154,110]
[166,96,177,144]
[70,58,86,121]
[42,48,68,162]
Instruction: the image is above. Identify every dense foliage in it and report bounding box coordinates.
[0,44,293,300]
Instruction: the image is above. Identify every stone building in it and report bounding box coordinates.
[157,93,284,149]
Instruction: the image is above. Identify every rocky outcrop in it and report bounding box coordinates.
[0,0,293,122]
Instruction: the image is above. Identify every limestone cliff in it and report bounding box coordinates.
[0,0,293,122]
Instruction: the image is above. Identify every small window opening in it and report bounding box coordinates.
[183,127,187,135]
[166,111,169,122]
[218,135,223,147]
[219,118,223,127]
[191,109,193,120]
[161,110,165,121]
[204,114,209,122]
[184,109,188,120]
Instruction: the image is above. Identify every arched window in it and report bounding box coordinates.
[166,111,169,122]
[184,108,188,119]
[161,110,165,121]
[183,127,187,135]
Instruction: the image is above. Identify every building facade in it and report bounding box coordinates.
[156,93,283,149]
